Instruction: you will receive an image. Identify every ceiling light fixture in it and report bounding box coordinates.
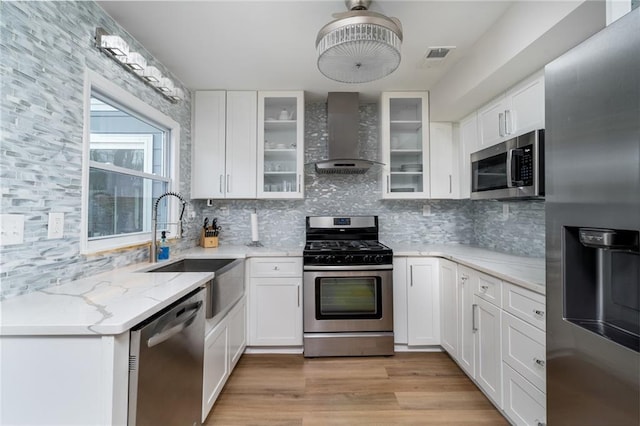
[94,28,183,103]
[316,0,403,84]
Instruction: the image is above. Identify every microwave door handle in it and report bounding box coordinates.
[507,148,524,188]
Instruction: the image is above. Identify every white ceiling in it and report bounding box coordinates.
[96,1,604,120]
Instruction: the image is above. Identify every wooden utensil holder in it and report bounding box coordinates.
[200,230,219,248]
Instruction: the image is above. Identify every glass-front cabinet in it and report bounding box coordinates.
[257,91,304,199]
[380,92,430,199]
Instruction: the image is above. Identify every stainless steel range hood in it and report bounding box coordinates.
[314,92,380,174]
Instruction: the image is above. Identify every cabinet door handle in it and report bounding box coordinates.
[386,175,391,193]
[298,174,301,192]
[273,265,279,271]
[505,109,512,135]
[533,309,545,317]
[219,174,224,194]
[480,285,489,292]
[297,284,300,307]
[535,420,546,426]
[498,112,505,137]
[448,175,452,193]
[472,303,478,332]
[226,174,231,193]
[461,274,468,282]
[409,265,413,287]
[534,358,545,367]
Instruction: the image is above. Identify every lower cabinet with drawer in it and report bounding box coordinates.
[500,283,547,426]
[247,257,303,348]
[442,261,546,425]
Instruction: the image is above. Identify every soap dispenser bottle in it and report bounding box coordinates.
[157,231,170,261]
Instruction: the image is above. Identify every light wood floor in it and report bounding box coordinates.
[204,352,508,425]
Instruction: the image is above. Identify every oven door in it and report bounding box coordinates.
[303,269,393,333]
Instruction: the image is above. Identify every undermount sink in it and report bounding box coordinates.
[145,258,237,273]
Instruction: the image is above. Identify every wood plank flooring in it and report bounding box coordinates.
[204,352,508,425]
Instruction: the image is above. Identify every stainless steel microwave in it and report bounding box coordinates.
[470,129,544,200]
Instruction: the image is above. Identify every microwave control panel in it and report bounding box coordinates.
[519,145,534,185]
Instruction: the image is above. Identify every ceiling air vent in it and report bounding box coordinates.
[425,46,455,60]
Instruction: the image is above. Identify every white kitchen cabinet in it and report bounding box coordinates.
[439,259,458,356]
[503,363,547,426]
[202,314,228,420]
[257,91,305,199]
[407,258,441,346]
[474,294,503,408]
[478,71,544,149]
[202,296,246,421]
[429,122,457,199]
[502,311,546,392]
[0,334,129,425]
[457,265,476,377]
[458,112,478,199]
[228,295,247,369]
[192,90,257,199]
[478,95,509,148]
[380,92,430,199]
[393,257,441,347]
[502,281,546,332]
[393,257,409,344]
[247,257,303,347]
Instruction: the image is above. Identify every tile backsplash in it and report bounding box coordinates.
[0,3,544,299]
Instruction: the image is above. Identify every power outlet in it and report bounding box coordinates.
[48,212,64,239]
[0,214,25,245]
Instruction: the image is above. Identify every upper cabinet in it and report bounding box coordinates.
[380,92,430,199]
[192,91,257,199]
[478,71,545,149]
[257,91,304,199]
[458,113,479,199]
[429,122,457,199]
[192,90,304,200]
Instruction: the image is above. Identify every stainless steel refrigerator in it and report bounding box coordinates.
[545,8,639,425]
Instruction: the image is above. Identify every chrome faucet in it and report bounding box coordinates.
[151,191,187,263]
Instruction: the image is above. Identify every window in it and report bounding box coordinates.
[82,70,180,254]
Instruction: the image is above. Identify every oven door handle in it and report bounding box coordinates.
[303,264,393,271]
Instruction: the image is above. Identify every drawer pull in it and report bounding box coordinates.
[535,420,546,426]
[273,266,280,271]
[534,358,545,367]
[533,309,545,317]
[480,285,489,292]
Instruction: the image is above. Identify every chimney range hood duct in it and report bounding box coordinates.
[315,92,381,174]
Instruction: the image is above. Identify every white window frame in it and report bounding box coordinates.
[81,69,180,255]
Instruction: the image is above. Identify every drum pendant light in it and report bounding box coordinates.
[316,0,403,84]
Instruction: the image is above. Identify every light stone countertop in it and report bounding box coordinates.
[0,243,543,337]
[388,243,545,294]
[0,244,302,336]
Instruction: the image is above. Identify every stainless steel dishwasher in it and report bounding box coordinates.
[128,288,205,426]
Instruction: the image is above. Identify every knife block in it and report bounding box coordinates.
[200,230,219,248]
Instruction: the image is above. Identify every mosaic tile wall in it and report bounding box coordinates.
[0,2,544,299]
[0,1,197,299]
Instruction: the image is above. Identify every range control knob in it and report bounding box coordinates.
[343,255,354,263]
[373,255,384,264]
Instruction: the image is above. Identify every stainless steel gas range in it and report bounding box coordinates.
[303,216,394,357]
